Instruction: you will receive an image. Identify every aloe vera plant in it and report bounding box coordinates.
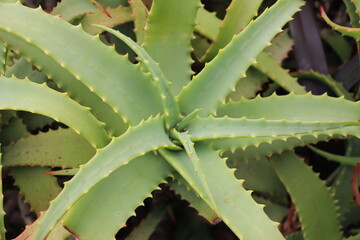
[0,0,360,239]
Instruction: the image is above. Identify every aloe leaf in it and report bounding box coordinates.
[142,0,200,95]
[254,52,306,94]
[187,116,360,141]
[344,0,360,27]
[127,205,167,240]
[352,0,360,19]
[264,31,294,63]
[217,93,360,121]
[11,166,62,215]
[168,175,217,222]
[18,112,54,132]
[309,145,360,167]
[170,130,215,207]
[292,71,353,100]
[179,0,304,116]
[0,2,162,127]
[321,29,353,63]
[93,24,182,130]
[0,76,110,148]
[14,213,72,240]
[0,10,125,137]
[128,0,147,44]
[195,8,221,40]
[210,128,352,159]
[159,149,214,211]
[226,68,268,101]
[63,153,172,240]
[0,42,6,75]
[202,0,263,62]
[51,0,97,22]
[0,148,5,240]
[5,58,48,84]
[80,5,133,35]
[252,195,288,223]
[3,128,95,168]
[0,117,29,146]
[34,116,176,239]
[271,151,342,240]
[224,154,288,203]
[331,138,360,227]
[44,168,79,176]
[196,143,284,240]
[321,7,360,40]
[0,110,16,126]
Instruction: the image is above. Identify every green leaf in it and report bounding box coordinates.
[3,128,95,168]
[11,166,62,215]
[0,2,163,127]
[209,129,352,159]
[202,0,263,62]
[271,151,342,240]
[344,0,360,28]
[18,112,54,132]
[0,76,110,148]
[292,71,353,100]
[321,7,360,40]
[51,0,97,22]
[93,24,182,130]
[187,116,360,141]
[217,93,360,121]
[0,42,6,75]
[79,5,133,35]
[0,117,29,146]
[63,153,172,240]
[178,0,304,116]
[224,154,288,203]
[5,57,48,84]
[127,205,167,240]
[197,143,284,240]
[321,29,353,63]
[263,31,294,63]
[308,145,360,167]
[194,8,221,40]
[34,116,176,239]
[128,0,148,44]
[142,0,200,95]
[168,174,217,222]
[228,69,268,101]
[254,52,306,94]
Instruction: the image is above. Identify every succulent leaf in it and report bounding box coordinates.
[179,0,304,116]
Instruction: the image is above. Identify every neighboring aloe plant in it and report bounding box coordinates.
[0,0,359,240]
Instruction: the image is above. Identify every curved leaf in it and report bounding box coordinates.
[0,2,163,126]
[128,0,147,44]
[197,143,284,240]
[3,128,95,168]
[142,0,200,95]
[34,116,176,239]
[63,153,172,240]
[0,76,109,148]
[254,52,306,94]
[271,151,342,240]
[179,0,304,116]
[11,166,62,214]
[202,0,263,62]
[217,93,360,121]
[321,7,360,40]
[92,25,182,130]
